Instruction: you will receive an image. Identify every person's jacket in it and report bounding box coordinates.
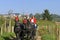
[30,18,37,24]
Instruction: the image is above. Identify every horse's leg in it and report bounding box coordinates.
[20,31,25,40]
[32,29,36,40]
[16,33,21,40]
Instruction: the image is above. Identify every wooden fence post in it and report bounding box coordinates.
[56,24,59,40]
[8,21,10,33]
[1,26,3,35]
[58,28,60,40]
[12,26,14,33]
[5,19,6,33]
[0,27,1,35]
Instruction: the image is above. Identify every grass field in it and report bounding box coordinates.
[37,20,59,40]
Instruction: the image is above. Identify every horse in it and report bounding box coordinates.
[24,21,37,40]
[22,20,37,40]
[14,21,37,40]
[30,23,37,40]
[14,22,26,40]
[25,23,32,40]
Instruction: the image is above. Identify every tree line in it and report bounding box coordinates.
[29,9,52,21]
[6,9,60,21]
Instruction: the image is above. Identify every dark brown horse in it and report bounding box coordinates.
[14,21,25,40]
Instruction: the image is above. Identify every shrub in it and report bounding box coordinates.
[41,34,57,40]
[0,36,4,40]
[0,32,15,40]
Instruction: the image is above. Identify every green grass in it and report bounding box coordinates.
[37,20,58,40]
[0,18,59,40]
[41,34,56,40]
[0,32,15,40]
[0,36,4,40]
[37,20,56,26]
[0,18,5,26]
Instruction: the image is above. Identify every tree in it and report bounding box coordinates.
[29,13,33,17]
[42,9,52,21]
[34,13,41,20]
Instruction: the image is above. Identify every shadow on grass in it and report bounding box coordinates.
[2,35,17,40]
[2,37,11,40]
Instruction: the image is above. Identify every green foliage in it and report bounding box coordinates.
[34,13,41,20]
[19,19,23,23]
[0,36,4,40]
[0,32,15,40]
[37,20,56,26]
[29,13,33,17]
[11,19,15,26]
[51,14,60,22]
[0,16,5,26]
[37,20,57,40]
[42,9,52,21]
[41,34,56,40]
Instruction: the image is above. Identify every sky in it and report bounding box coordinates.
[0,0,60,15]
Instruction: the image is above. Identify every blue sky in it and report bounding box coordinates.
[0,0,60,14]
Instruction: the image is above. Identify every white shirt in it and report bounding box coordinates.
[31,19,34,23]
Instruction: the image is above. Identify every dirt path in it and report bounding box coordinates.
[36,29,41,40]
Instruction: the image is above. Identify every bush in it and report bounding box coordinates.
[0,32,15,40]
[0,36,4,40]
[37,20,57,40]
[41,34,57,40]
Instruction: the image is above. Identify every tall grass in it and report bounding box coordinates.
[37,20,58,40]
[0,17,59,40]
